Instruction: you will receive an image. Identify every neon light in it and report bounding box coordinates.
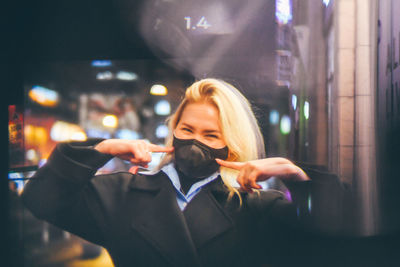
[91,60,112,67]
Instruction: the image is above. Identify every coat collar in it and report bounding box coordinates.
[183,179,234,249]
[127,172,234,265]
[127,172,162,191]
[128,172,200,266]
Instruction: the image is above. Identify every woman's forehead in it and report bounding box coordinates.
[179,102,221,128]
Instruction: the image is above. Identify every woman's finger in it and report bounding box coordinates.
[242,177,255,193]
[215,159,245,170]
[129,166,139,174]
[237,167,253,193]
[130,144,151,164]
[131,157,151,166]
[148,143,174,153]
[248,172,262,189]
[236,169,246,191]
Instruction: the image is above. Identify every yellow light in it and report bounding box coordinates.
[150,84,168,96]
[71,132,87,141]
[50,121,87,142]
[26,149,38,161]
[102,115,118,128]
[28,86,59,107]
[25,125,48,146]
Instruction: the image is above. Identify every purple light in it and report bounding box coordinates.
[285,189,292,202]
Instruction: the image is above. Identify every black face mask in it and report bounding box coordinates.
[173,136,229,180]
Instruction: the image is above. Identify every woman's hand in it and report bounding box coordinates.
[216,158,310,193]
[95,139,174,174]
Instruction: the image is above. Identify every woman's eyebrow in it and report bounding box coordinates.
[203,129,221,134]
[180,122,220,133]
[180,122,194,129]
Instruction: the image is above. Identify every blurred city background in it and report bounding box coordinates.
[5,0,400,266]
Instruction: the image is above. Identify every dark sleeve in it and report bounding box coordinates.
[256,166,350,265]
[21,139,114,246]
[244,191,309,266]
[253,167,337,228]
[248,162,350,265]
[249,191,317,266]
[283,165,350,232]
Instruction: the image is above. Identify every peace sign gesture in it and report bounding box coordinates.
[216,158,310,193]
[95,139,174,174]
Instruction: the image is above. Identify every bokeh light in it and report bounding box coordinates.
[155,124,169,139]
[116,71,138,81]
[304,101,310,120]
[269,110,280,125]
[280,115,291,135]
[29,86,59,107]
[91,60,112,67]
[50,121,87,142]
[102,115,118,128]
[291,94,297,110]
[115,129,140,140]
[154,100,171,116]
[150,84,168,96]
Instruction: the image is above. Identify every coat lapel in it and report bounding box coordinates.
[128,172,201,267]
[183,179,234,249]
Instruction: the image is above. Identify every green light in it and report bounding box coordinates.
[304,101,310,120]
[280,115,291,135]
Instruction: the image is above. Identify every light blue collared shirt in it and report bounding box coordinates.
[138,163,291,210]
[139,162,220,210]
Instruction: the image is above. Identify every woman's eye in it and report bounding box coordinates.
[182,128,192,132]
[206,134,218,139]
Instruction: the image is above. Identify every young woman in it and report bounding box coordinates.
[22,78,312,267]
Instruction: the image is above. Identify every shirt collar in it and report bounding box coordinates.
[139,162,220,198]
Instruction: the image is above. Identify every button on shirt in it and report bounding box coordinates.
[139,162,220,210]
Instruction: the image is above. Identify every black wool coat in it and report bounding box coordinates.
[22,139,312,267]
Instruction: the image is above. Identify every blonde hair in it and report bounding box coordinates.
[160,78,265,204]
